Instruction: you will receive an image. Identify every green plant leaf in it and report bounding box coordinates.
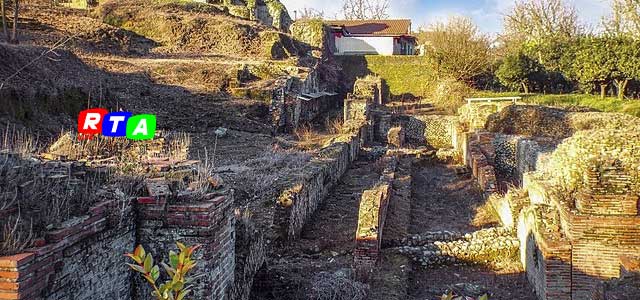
[134,245,146,260]
[151,265,160,281]
[144,253,153,273]
[161,262,176,277]
[169,251,179,268]
[125,253,143,264]
[176,242,186,252]
[176,289,191,300]
[126,263,146,274]
[479,294,489,300]
[172,281,184,292]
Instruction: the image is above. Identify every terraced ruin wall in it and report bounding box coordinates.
[0,200,136,300]
[274,126,369,241]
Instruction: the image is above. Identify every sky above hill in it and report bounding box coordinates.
[280,0,613,34]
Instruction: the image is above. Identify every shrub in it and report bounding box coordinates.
[429,78,473,114]
[125,243,201,300]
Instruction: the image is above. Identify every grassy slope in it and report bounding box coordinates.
[471,91,640,118]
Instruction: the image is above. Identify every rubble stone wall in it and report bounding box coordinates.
[275,126,368,241]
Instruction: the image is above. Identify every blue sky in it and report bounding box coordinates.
[280,0,613,34]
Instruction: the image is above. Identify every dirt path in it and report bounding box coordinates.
[407,160,537,300]
[251,159,381,300]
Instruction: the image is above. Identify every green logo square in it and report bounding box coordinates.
[126,114,156,140]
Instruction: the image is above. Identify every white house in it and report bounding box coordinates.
[326,19,416,56]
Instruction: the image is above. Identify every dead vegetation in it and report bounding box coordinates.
[95,0,301,59]
[310,271,369,300]
[230,147,311,204]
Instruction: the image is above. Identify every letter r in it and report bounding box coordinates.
[78,109,108,135]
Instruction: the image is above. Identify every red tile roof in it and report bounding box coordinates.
[326,19,412,37]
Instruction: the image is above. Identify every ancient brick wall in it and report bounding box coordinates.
[517,206,572,300]
[136,186,236,300]
[354,157,398,274]
[232,217,266,300]
[0,199,135,300]
[464,131,498,196]
[275,128,367,241]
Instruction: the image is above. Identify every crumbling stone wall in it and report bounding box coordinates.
[275,127,368,240]
[354,157,398,272]
[517,205,572,300]
[270,69,339,133]
[464,131,498,196]
[459,101,514,130]
[518,129,640,299]
[0,196,135,300]
[396,227,519,268]
[135,183,236,300]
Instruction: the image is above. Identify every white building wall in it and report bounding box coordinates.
[334,36,395,55]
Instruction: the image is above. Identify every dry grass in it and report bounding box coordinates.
[294,123,318,142]
[1,126,39,156]
[232,147,311,202]
[325,117,344,135]
[310,271,369,300]
[0,216,33,256]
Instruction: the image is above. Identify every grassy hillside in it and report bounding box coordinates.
[336,55,438,98]
[471,91,640,118]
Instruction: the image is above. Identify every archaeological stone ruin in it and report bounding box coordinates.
[1,2,640,300]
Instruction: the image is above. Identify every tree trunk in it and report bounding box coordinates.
[1,0,7,41]
[600,82,608,99]
[10,0,17,44]
[616,79,629,100]
[521,82,529,94]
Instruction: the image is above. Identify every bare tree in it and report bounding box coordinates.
[504,0,581,42]
[10,0,17,44]
[420,16,491,82]
[297,7,325,20]
[342,0,390,20]
[1,0,7,41]
[604,0,640,38]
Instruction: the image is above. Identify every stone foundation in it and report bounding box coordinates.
[275,126,368,241]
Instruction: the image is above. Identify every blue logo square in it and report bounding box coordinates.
[102,112,132,137]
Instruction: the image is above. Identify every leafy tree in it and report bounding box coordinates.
[503,0,579,72]
[573,37,617,98]
[496,51,543,94]
[611,37,640,99]
[419,16,491,83]
[341,0,389,20]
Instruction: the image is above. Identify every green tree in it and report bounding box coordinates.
[573,37,618,98]
[496,51,543,93]
[611,37,640,99]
